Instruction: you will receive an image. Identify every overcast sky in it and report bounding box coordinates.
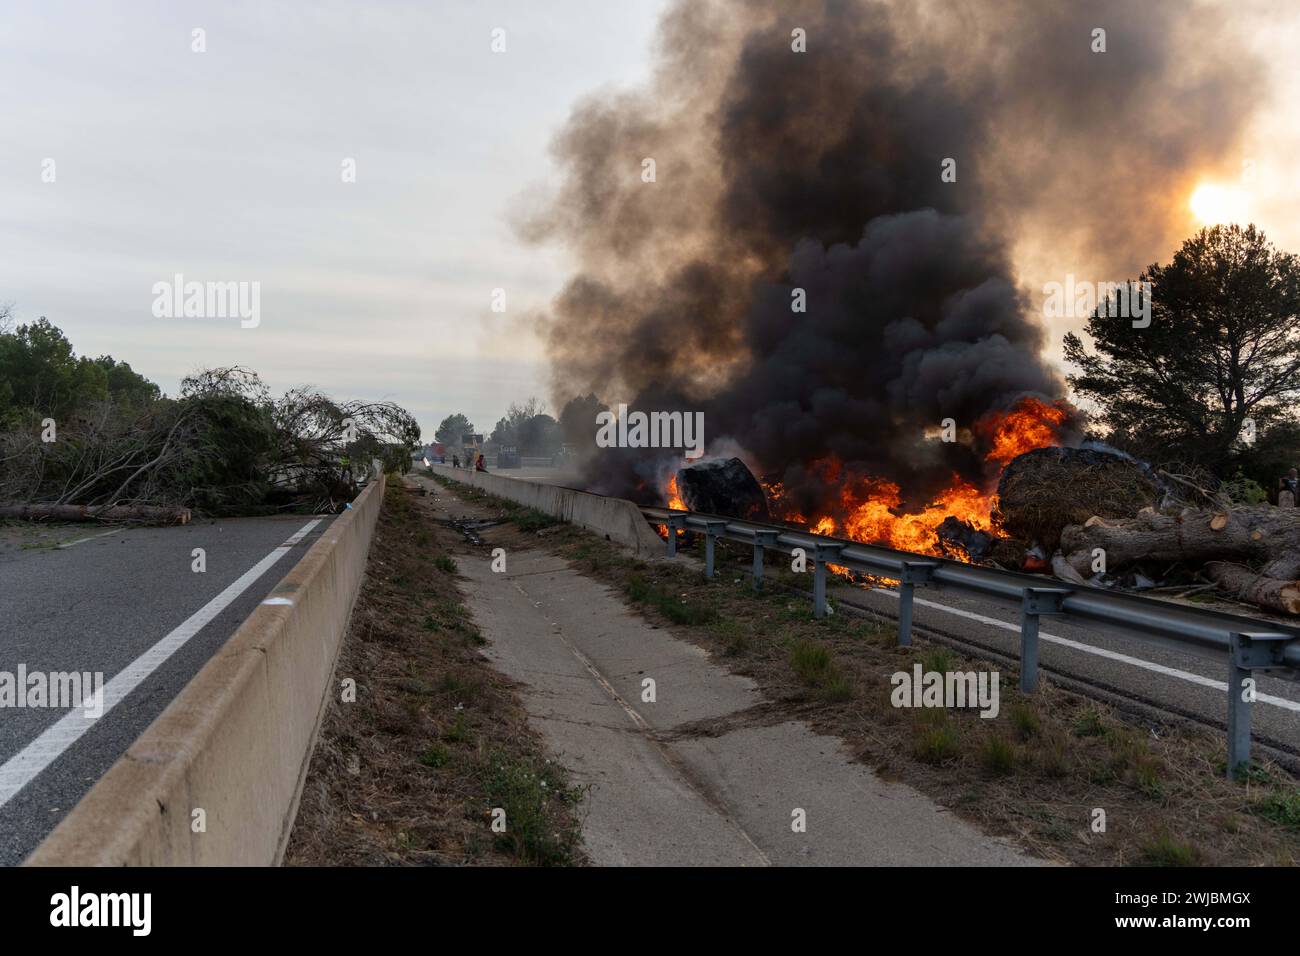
[3,1,1298,442]
[0,0,664,439]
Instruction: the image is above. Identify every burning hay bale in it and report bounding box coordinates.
[675,457,769,521]
[993,446,1159,550]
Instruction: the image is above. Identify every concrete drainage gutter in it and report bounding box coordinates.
[427,464,663,555]
[25,473,386,866]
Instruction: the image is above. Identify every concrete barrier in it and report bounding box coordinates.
[25,473,387,867]
[428,464,664,555]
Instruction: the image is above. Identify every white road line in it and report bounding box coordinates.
[55,528,123,549]
[0,518,322,809]
[876,588,1300,714]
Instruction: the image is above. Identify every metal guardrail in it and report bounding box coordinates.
[641,505,1299,779]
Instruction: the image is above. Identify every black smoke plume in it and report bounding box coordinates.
[524,0,1261,511]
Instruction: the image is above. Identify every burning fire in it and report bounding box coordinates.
[666,475,686,511]
[791,472,995,555]
[977,397,1071,467]
[667,395,1071,559]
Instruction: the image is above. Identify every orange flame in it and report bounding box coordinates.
[978,396,1070,467]
[828,473,995,555]
[666,475,686,511]
[660,397,1069,560]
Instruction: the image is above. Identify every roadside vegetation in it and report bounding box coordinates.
[284,480,586,866]
[0,313,419,517]
[431,473,1300,866]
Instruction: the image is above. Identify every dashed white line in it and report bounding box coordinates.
[0,518,322,809]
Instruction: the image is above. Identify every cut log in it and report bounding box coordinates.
[1209,513,1229,531]
[1204,562,1300,616]
[1061,504,1300,575]
[0,503,191,525]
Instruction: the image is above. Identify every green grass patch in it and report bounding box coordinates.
[1034,731,1070,779]
[418,744,451,768]
[622,573,717,625]
[1009,702,1040,740]
[1138,833,1201,866]
[818,671,854,703]
[512,508,558,533]
[979,736,1017,775]
[921,646,954,675]
[914,711,960,764]
[1073,708,1107,738]
[444,711,472,744]
[711,618,751,657]
[434,554,458,573]
[438,672,482,703]
[790,639,832,683]
[1254,790,1300,831]
[480,751,586,866]
[788,638,853,701]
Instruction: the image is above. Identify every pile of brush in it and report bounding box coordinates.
[992,445,1300,617]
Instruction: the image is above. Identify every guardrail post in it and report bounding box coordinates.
[896,561,939,646]
[702,520,729,579]
[1226,631,1292,779]
[1019,588,1071,692]
[751,531,781,593]
[665,514,687,558]
[812,543,845,618]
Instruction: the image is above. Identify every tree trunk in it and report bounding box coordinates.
[0,503,191,525]
[1204,562,1300,616]
[1061,505,1300,575]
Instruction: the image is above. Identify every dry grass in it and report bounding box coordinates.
[430,474,1300,866]
[994,446,1158,548]
[283,481,586,866]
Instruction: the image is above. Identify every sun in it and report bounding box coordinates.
[1189,182,1250,225]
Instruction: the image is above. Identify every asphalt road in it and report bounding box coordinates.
[823,571,1300,760]
[0,514,332,865]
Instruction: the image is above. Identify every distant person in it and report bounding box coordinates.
[1280,468,1298,507]
[475,453,487,472]
[452,454,460,468]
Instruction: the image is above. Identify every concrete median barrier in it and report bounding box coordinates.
[427,464,664,554]
[25,473,387,867]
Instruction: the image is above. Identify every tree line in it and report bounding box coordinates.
[0,312,419,515]
[1066,224,1300,501]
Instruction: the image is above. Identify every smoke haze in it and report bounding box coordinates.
[524,0,1263,509]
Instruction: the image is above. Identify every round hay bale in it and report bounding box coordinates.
[993,446,1158,549]
[676,457,770,521]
